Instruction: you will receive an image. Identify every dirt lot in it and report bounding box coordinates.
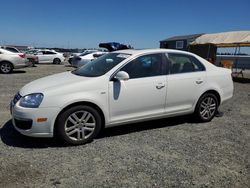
[0,64,250,188]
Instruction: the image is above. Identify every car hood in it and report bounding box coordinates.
[19,71,92,96]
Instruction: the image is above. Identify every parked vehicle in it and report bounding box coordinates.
[71,51,107,67]
[24,50,39,65]
[1,46,38,66]
[11,49,233,145]
[34,50,65,64]
[68,53,82,64]
[25,49,39,54]
[68,50,97,65]
[0,48,30,73]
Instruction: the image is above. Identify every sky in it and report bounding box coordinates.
[0,0,250,50]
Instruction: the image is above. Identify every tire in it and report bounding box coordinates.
[53,58,61,64]
[55,105,102,145]
[194,93,218,122]
[0,62,13,74]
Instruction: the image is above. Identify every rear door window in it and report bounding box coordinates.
[168,53,205,74]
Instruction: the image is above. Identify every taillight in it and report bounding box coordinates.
[19,54,25,58]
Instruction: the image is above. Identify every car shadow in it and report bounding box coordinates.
[233,77,250,83]
[98,115,194,139]
[0,70,26,74]
[0,120,64,148]
[0,116,195,148]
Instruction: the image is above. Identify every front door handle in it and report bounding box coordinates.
[156,83,165,89]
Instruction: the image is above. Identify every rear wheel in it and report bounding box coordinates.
[194,93,218,122]
[0,62,13,74]
[53,58,61,64]
[55,105,102,145]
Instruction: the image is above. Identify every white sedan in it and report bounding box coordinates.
[34,50,65,64]
[0,48,30,73]
[71,51,107,67]
[11,49,233,145]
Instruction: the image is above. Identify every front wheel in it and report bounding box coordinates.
[55,105,102,145]
[0,62,13,74]
[53,58,61,64]
[194,93,218,122]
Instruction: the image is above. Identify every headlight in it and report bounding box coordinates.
[19,93,44,108]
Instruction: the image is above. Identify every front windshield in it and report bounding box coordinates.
[72,53,131,77]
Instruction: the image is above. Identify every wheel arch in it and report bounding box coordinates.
[54,101,106,132]
[199,89,221,105]
[0,60,14,73]
[53,57,61,63]
[0,60,14,67]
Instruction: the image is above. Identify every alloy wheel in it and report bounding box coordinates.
[1,63,12,73]
[199,97,217,120]
[64,110,96,141]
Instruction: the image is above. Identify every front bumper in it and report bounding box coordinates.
[11,101,60,137]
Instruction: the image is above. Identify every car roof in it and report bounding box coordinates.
[113,48,197,56]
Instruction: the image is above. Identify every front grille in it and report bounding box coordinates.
[14,118,32,130]
[13,93,22,105]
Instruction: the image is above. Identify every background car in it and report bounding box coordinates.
[68,50,97,65]
[1,46,38,66]
[0,48,30,73]
[25,49,39,54]
[71,51,107,67]
[24,49,39,65]
[11,49,233,145]
[34,50,65,64]
[68,53,82,64]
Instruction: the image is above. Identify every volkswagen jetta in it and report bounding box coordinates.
[11,49,233,145]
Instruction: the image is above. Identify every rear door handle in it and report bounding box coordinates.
[156,83,165,89]
[196,79,203,84]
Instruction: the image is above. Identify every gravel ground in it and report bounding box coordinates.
[0,64,250,188]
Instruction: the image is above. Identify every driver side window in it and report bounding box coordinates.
[120,53,165,79]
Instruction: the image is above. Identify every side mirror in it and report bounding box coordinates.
[114,71,129,81]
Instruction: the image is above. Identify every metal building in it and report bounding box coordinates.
[160,33,203,51]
